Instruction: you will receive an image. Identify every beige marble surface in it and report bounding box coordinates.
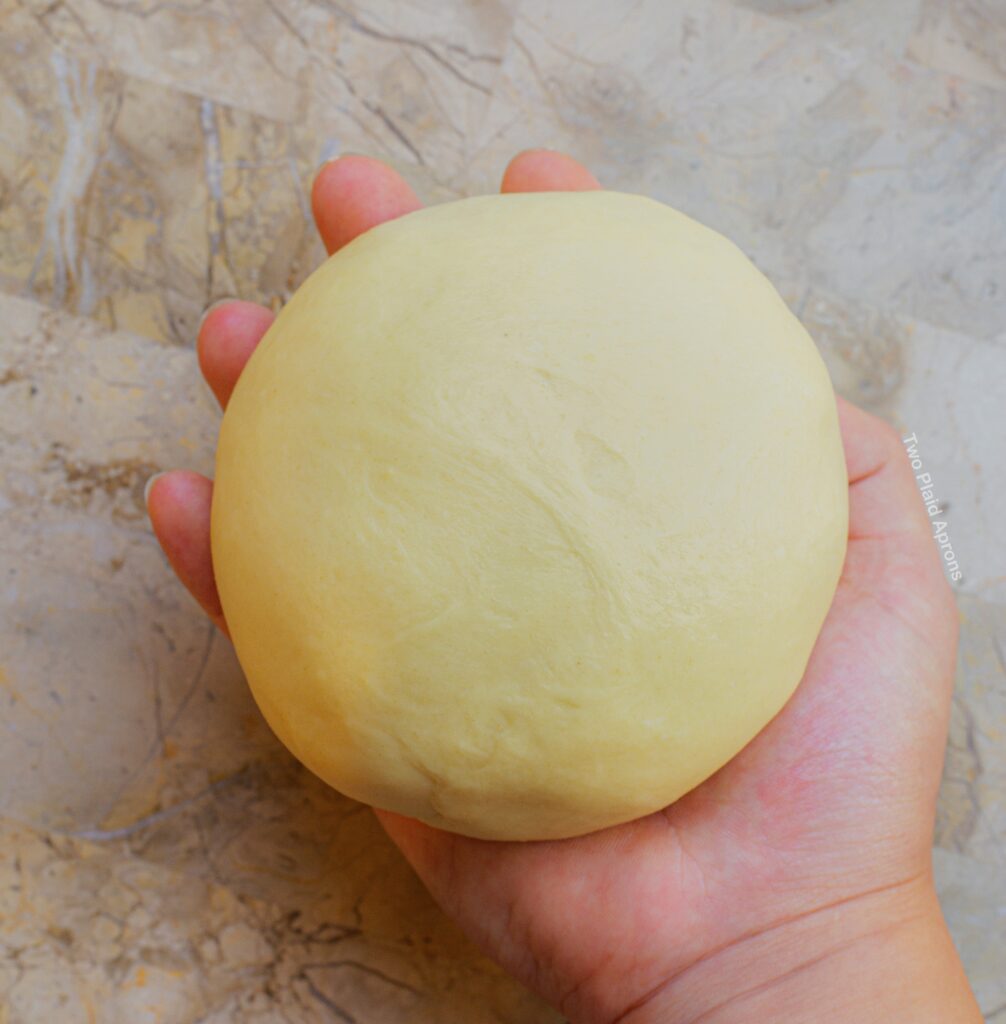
[1,0,1004,1020]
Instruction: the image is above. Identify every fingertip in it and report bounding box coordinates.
[197,300,275,408]
[837,399,904,485]
[501,149,601,193]
[838,401,933,543]
[311,155,423,255]
[147,470,227,632]
[147,469,212,553]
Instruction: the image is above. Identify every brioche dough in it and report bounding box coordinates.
[211,192,848,840]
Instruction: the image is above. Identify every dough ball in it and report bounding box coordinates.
[211,192,848,841]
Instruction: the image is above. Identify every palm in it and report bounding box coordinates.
[376,400,955,1021]
[149,152,956,1024]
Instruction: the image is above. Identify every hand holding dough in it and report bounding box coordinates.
[211,192,848,840]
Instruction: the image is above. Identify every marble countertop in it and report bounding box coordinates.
[1,0,1004,1020]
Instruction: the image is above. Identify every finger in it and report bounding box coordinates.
[147,471,227,634]
[836,397,930,542]
[311,155,423,256]
[198,301,275,409]
[501,149,601,193]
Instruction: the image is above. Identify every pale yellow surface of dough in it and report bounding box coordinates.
[211,192,848,841]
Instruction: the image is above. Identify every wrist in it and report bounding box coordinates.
[615,875,981,1024]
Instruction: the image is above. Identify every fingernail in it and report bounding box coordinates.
[199,297,235,332]
[319,151,370,172]
[144,472,166,507]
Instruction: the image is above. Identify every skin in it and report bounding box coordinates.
[149,151,982,1023]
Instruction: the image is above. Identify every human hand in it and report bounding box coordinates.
[148,151,981,1023]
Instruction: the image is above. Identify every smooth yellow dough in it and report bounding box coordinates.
[211,192,848,841]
